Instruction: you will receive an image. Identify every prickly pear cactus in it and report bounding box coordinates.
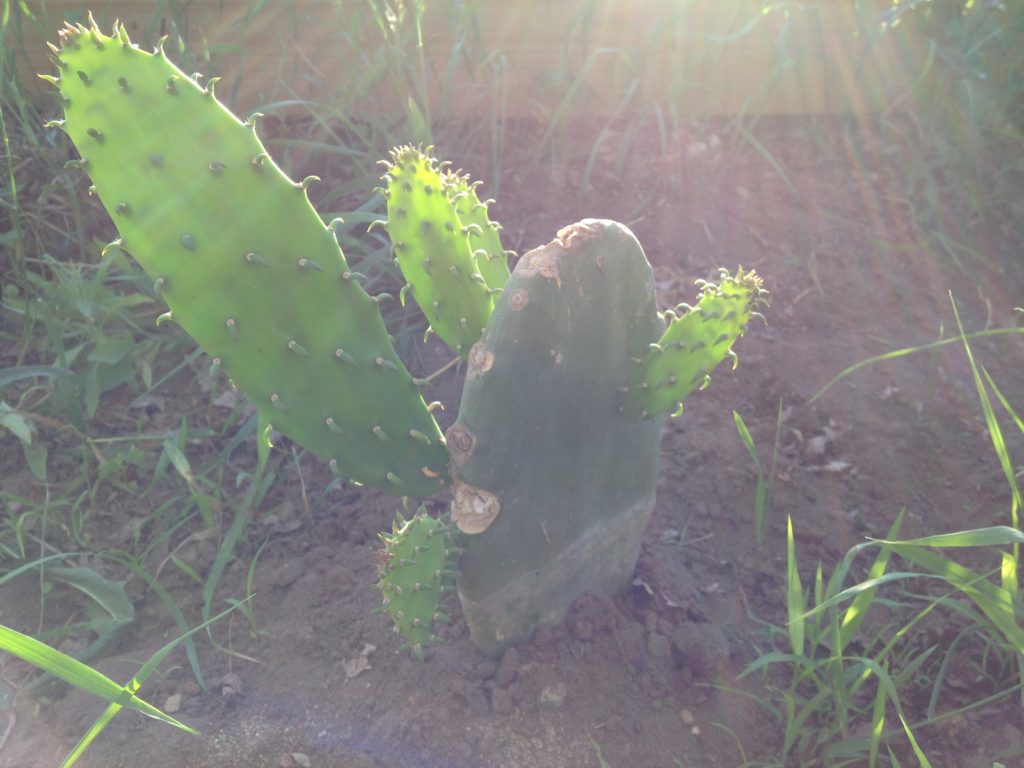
[380,146,494,357]
[446,220,664,655]
[444,170,512,292]
[46,19,448,495]
[621,267,766,420]
[377,507,456,657]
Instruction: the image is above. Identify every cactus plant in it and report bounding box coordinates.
[43,18,766,657]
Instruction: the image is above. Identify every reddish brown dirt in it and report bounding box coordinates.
[2,117,1023,768]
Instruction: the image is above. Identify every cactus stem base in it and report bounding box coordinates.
[456,487,656,656]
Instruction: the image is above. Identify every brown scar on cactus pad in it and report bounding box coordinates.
[446,421,500,534]
[517,245,562,287]
[445,422,476,467]
[466,342,495,377]
[451,481,501,535]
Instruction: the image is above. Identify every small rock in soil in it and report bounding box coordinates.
[539,682,567,708]
[532,625,553,645]
[163,693,182,713]
[618,619,646,667]
[220,672,244,698]
[476,659,498,680]
[265,558,305,590]
[647,632,672,659]
[490,686,514,716]
[671,621,730,680]
[496,647,519,686]
[507,682,524,704]
[804,434,828,461]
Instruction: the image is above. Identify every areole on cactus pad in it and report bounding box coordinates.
[44,15,766,658]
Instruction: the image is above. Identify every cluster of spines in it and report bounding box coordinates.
[378,146,503,358]
[620,267,767,420]
[46,16,449,496]
[377,508,458,658]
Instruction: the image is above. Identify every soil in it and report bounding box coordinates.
[2,115,1023,768]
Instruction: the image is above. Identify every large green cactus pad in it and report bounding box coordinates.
[377,508,455,656]
[48,20,448,495]
[448,220,664,654]
[620,267,766,420]
[381,146,494,358]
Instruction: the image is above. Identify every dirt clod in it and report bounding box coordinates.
[495,647,520,687]
[671,621,730,680]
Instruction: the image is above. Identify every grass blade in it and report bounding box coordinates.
[870,526,1024,549]
[0,624,189,728]
[734,410,767,546]
[786,516,805,657]
[891,545,1024,651]
[808,327,1024,404]
[869,664,887,768]
[898,711,933,768]
[0,366,73,389]
[61,597,250,766]
[839,509,904,652]
[951,298,1021,606]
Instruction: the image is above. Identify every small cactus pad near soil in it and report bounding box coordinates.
[48,19,448,495]
[377,508,455,657]
[447,219,664,655]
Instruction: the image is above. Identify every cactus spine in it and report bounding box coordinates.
[48,20,448,496]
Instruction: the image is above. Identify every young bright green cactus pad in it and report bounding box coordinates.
[377,508,455,656]
[48,19,448,495]
[381,146,494,357]
[443,169,512,292]
[621,267,766,420]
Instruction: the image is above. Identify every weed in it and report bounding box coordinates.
[744,296,1024,765]
[734,401,784,548]
[0,598,246,767]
